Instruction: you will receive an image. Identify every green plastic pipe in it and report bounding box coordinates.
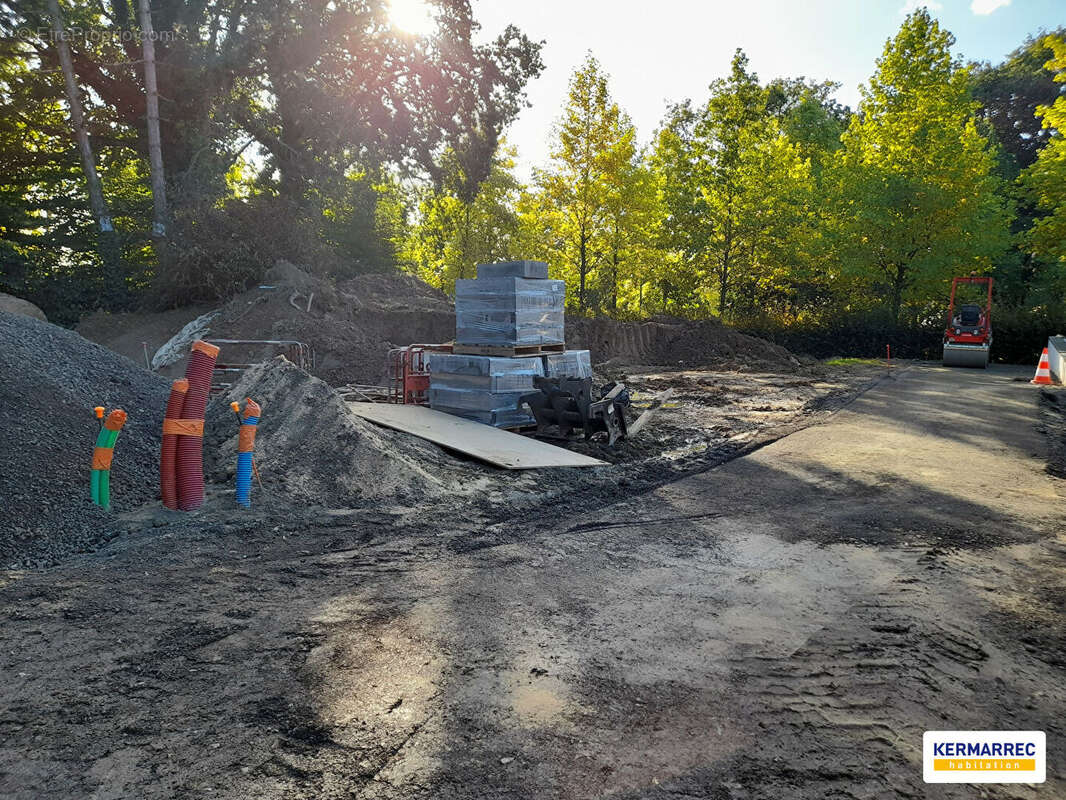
[98,428,120,511]
[90,425,111,505]
[91,411,125,511]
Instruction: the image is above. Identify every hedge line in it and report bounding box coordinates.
[739,307,1066,365]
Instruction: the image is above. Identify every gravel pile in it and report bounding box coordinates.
[0,312,170,567]
[203,357,458,508]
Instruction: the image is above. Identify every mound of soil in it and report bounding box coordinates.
[0,312,170,567]
[568,316,799,371]
[80,265,800,390]
[209,265,455,386]
[203,357,460,508]
[0,292,47,321]
[81,264,456,386]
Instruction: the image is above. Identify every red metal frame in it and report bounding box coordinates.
[944,276,993,347]
[387,343,453,405]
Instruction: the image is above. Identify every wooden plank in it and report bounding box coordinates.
[451,342,565,358]
[347,403,607,470]
[627,388,675,438]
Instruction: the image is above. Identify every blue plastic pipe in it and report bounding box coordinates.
[235,414,258,508]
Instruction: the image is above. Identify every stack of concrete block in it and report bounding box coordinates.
[542,349,591,379]
[428,261,595,428]
[428,353,543,428]
[455,261,565,347]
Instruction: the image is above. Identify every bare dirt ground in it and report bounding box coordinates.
[2,363,1064,799]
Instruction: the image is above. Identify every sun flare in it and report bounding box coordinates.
[388,0,436,36]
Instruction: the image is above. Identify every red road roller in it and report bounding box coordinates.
[942,276,993,368]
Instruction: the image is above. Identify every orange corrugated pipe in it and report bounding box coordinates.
[159,378,188,509]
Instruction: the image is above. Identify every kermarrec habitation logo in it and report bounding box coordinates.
[924,731,1046,783]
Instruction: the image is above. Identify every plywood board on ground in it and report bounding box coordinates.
[347,403,607,470]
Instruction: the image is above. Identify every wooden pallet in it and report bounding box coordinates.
[451,342,566,358]
[500,423,539,434]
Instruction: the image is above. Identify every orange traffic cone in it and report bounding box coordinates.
[1032,347,1053,385]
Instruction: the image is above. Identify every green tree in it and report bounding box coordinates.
[651,51,819,318]
[1019,34,1066,276]
[0,0,543,313]
[833,9,1012,322]
[405,148,522,293]
[973,30,1065,177]
[598,148,661,313]
[531,54,635,311]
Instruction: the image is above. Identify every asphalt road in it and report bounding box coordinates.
[1,364,1064,799]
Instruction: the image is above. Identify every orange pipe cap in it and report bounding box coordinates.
[191,340,220,358]
[104,409,127,431]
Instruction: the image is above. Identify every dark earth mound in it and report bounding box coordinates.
[0,312,169,567]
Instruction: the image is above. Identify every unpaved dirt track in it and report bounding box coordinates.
[2,365,1064,799]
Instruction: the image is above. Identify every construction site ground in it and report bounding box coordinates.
[2,362,1065,799]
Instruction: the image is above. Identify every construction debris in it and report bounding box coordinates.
[151,310,219,370]
[627,387,675,438]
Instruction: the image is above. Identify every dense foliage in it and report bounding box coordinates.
[0,0,543,319]
[1,4,1064,357]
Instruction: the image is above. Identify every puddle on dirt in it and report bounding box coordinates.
[511,683,569,726]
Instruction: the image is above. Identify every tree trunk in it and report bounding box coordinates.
[718,252,730,318]
[47,0,122,298]
[610,248,618,312]
[718,223,734,318]
[460,204,472,279]
[609,218,619,312]
[139,0,168,254]
[578,224,588,312]
[891,264,907,324]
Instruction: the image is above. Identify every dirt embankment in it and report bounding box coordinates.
[80,264,801,387]
[568,315,800,372]
[79,264,456,387]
